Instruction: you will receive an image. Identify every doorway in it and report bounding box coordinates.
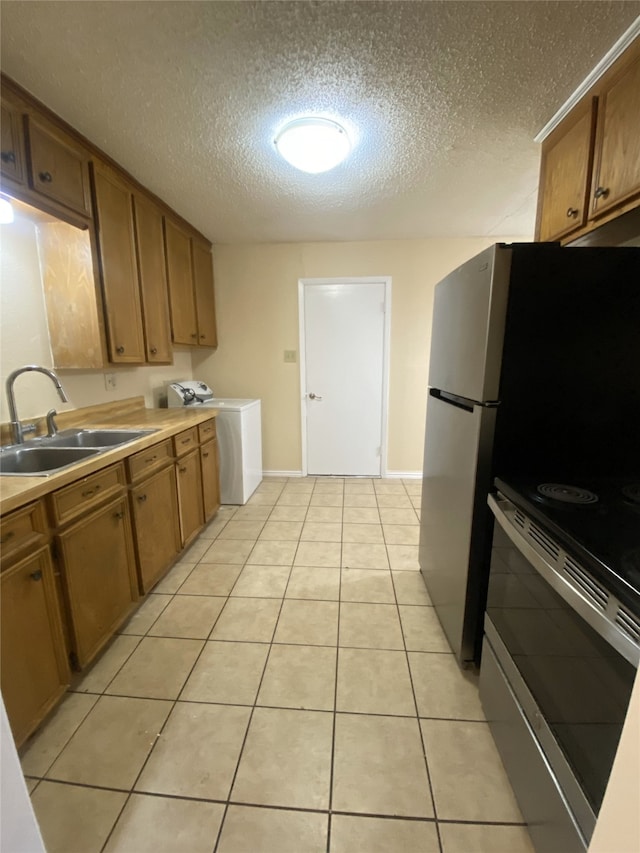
[298,277,391,476]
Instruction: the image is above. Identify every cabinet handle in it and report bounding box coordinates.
[150,347,158,355]
[566,207,579,218]
[116,345,125,355]
[0,530,15,544]
[199,334,205,339]
[1,151,16,164]
[202,452,209,458]
[179,466,187,473]
[190,332,198,339]
[594,186,609,200]
[38,171,53,183]
[145,455,158,463]
[180,438,190,445]
[82,486,100,497]
[137,494,147,502]
[30,570,43,581]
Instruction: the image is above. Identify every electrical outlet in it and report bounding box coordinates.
[284,350,297,363]
[104,373,117,391]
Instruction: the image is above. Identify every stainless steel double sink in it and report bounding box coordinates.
[0,429,157,476]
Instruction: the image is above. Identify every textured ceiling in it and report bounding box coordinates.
[1,1,639,244]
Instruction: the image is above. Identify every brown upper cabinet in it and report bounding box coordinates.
[536,39,640,243]
[0,95,26,186]
[91,162,146,364]
[92,161,173,365]
[165,217,218,348]
[133,193,173,363]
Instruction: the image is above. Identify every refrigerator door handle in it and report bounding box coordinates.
[431,388,500,411]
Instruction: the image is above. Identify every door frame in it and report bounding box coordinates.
[298,276,392,477]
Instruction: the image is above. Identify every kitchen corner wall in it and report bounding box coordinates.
[191,237,527,475]
[0,212,194,423]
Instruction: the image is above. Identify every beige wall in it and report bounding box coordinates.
[0,209,194,424]
[193,238,523,474]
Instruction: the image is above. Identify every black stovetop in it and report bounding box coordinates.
[495,476,640,615]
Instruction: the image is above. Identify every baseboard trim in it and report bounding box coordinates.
[263,470,304,478]
[263,469,422,479]
[386,471,422,479]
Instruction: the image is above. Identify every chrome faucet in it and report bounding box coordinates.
[6,365,69,444]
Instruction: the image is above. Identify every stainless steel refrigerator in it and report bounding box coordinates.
[418,241,640,667]
[419,244,511,666]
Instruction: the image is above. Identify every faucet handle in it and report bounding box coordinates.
[46,409,59,437]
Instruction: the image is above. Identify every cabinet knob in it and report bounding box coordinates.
[116,345,125,355]
[190,332,198,339]
[0,530,15,544]
[179,466,187,473]
[594,186,609,200]
[30,570,43,581]
[137,494,147,502]
[38,171,53,183]
[200,334,205,339]
[114,511,124,519]
[566,207,579,218]
[150,347,158,355]
[1,151,16,164]
[202,452,209,458]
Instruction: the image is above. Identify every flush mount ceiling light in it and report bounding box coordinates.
[274,117,351,174]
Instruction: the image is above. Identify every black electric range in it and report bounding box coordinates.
[494,476,640,617]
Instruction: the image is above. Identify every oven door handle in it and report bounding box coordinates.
[488,493,640,668]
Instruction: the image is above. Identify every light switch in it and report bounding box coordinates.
[284,350,297,363]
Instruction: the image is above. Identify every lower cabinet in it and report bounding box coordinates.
[1,546,70,747]
[56,494,138,668]
[200,437,221,521]
[175,448,204,546]
[130,465,181,593]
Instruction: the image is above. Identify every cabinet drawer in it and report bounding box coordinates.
[0,501,48,569]
[127,439,173,483]
[50,463,126,527]
[173,427,198,457]
[198,418,217,443]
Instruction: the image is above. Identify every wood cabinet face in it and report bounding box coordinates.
[1,547,70,746]
[590,55,640,219]
[200,438,221,521]
[175,449,204,546]
[537,101,596,242]
[130,465,181,593]
[57,496,137,668]
[25,115,92,216]
[164,218,197,346]
[0,98,26,185]
[92,166,145,363]
[133,193,173,363]
[192,240,218,348]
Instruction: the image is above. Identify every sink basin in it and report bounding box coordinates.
[43,428,156,449]
[0,428,157,476]
[0,446,102,476]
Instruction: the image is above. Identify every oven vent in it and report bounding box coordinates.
[615,606,640,644]
[527,521,560,561]
[563,556,609,611]
[514,509,527,530]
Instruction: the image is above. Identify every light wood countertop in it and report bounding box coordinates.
[0,397,217,515]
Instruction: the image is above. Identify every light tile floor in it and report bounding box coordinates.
[21,477,534,853]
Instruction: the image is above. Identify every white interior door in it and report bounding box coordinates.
[300,278,390,476]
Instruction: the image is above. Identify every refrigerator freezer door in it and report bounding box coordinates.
[428,244,512,403]
[419,391,497,664]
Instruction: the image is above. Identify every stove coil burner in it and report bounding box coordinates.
[622,484,640,506]
[536,483,599,505]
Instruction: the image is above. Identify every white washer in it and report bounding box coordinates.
[167,382,263,505]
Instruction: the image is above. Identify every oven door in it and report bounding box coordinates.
[482,492,638,850]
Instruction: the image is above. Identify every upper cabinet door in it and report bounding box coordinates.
[590,54,640,219]
[192,239,218,348]
[164,217,197,346]
[133,193,173,363]
[25,115,92,217]
[537,99,596,242]
[92,164,145,363]
[0,97,26,185]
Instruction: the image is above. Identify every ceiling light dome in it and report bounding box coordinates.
[275,117,351,174]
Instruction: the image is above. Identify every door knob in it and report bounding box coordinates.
[308,392,323,400]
